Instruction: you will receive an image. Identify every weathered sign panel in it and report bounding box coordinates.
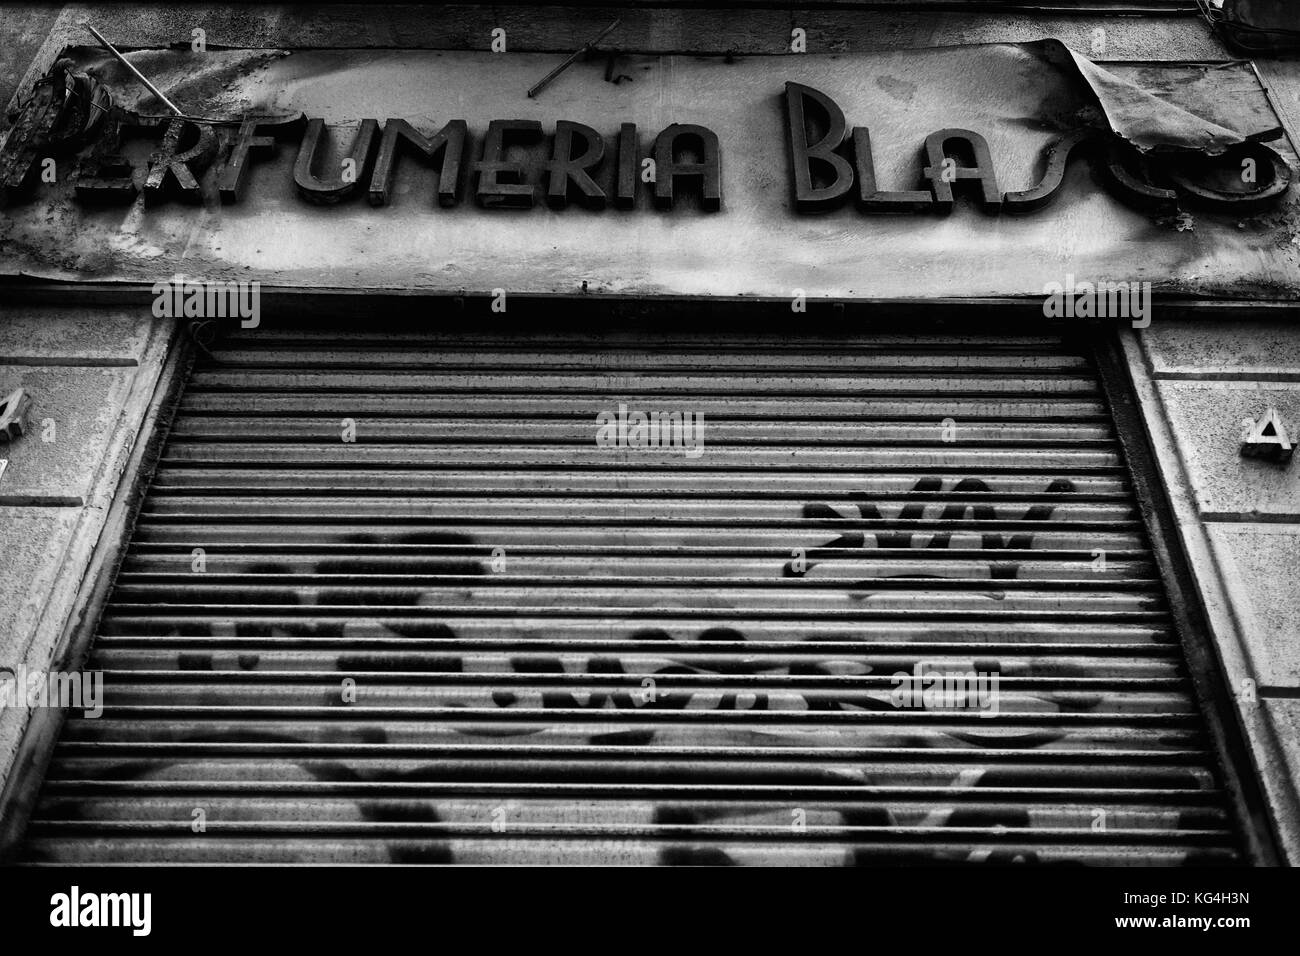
[0,43,1296,298]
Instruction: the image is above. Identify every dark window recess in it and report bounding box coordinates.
[20,327,1242,864]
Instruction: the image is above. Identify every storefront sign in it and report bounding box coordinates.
[1,46,1295,298]
[2,64,1290,218]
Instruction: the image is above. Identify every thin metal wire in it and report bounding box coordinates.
[527,19,622,99]
[82,22,183,115]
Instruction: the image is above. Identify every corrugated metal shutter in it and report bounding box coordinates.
[21,325,1241,864]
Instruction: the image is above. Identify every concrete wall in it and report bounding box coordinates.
[0,307,176,840]
[0,3,61,118]
[1125,320,1300,862]
[1120,34,1300,865]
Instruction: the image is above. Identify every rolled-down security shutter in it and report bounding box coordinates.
[22,325,1241,864]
